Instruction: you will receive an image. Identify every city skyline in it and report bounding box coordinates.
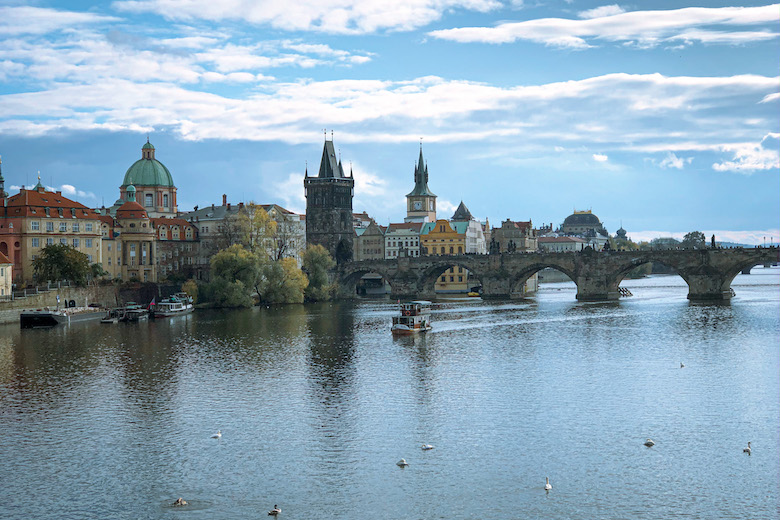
[0,1,778,244]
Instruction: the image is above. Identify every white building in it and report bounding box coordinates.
[385,222,423,259]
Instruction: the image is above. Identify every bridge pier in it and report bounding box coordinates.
[575,277,620,302]
[685,274,732,301]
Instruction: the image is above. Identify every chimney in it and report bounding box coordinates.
[227,203,231,210]
[222,194,227,206]
[239,202,244,208]
[194,205,198,211]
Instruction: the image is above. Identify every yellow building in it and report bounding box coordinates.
[421,219,472,293]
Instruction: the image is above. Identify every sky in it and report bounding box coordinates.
[0,0,778,245]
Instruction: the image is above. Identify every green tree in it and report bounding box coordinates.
[207,244,260,307]
[681,231,706,249]
[32,244,91,286]
[237,203,277,257]
[302,244,336,302]
[258,258,308,304]
[181,279,199,304]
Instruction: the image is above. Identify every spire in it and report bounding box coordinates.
[304,160,308,178]
[0,155,5,198]
[34,170,45,191]
[317,139,343,178]
[406,144,436,198]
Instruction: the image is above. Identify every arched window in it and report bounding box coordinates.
[458,246,463,254]
[145,193,154,207]
[163,194,169,207]
[449,246,454,254]
[440,246,445,255]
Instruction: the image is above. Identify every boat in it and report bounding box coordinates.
[100,308,121,324]
[119,302,149,322]
[467,291,480,297]
[151,294,194,318]
[20,308,70,328]
[391,301,432,335]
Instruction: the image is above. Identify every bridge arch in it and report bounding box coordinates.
[418,258,486,297]
[337,264,396,297]
[508,263,577,298]
[608,255,690,294]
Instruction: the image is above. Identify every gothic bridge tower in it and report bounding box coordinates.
[304,138,354,264]
[405,144,436,223]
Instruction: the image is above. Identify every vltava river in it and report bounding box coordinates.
[1,268,778,520]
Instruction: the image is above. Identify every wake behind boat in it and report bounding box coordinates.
[391,301,432,335]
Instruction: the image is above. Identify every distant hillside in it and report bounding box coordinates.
[717,241,759,248]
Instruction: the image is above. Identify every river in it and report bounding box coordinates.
[1,268,778,519]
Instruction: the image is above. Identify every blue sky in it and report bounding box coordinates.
[0,0,778,244]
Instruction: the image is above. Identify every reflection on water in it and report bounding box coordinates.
[0,268,778,520]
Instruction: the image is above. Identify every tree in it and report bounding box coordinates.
[236,203,277,256]
[258,258,308,304]
[32,244,91,286]
[207,244,260,307]
[302,244,336,302]
[181,279,198,304]
[681,231,706,250]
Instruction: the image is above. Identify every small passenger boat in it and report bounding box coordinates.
[152,294,194,318]
[101,308,121,324]
[119,302,149,322]
[391,301,432,335]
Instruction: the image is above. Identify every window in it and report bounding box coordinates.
[458,276,463,282]
[46,222,54,232]
[458,247,463,254]
[47,238,54,245]
[59,223,67,232]
[73,239,80,247]
[60,238,67,245]
[108,244,112,251]
[440,247,445,254]
[8,223,12,229]
[145,193,154,207]
[449,247,454,254]
[85,239,92,248]
[450,276,454,282]
[440,276,446,282]
[32,238,39,247]
[87,254,92,262]
[31,221,40,231]
[72,222,80,232]
[85,222,93,232]
[163,194,169,207]
[108,258,111,265]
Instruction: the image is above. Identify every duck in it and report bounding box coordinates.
[544,477,552,491]
[421,444,434,450]
[397,458,409,467]
[211,430,222,439]
[680,362,685,368]
[743,442,751,455]
[268,505,281,516]
[644,439,655,447]
[173,498,188,507]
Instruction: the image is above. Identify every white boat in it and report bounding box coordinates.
[391,301,432,335]
[152,295,194,318]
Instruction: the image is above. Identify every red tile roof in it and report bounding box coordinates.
[4,188,100,219]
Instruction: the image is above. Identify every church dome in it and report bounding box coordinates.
[121,140,175,188]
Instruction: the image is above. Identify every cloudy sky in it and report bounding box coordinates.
[0,0,778,244]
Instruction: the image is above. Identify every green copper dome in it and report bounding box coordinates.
[121,140,175,188]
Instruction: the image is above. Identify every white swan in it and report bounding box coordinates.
[743,442,751,455]
[421,444,434,450]
[644,439,655,447]
[544,477,552,491]
[268,505,281,516]
[397,458,409,467]
[211,430,222,439]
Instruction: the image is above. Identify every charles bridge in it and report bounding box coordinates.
[337,247,780,302]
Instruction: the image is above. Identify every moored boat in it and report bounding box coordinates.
[151,294,194,318]
[20,308,70,328]
[119,302,149,322]
[391,301,432,335]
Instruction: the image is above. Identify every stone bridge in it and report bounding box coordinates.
[336,247,779,302]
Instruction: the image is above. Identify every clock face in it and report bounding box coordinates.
[414,201,422,210]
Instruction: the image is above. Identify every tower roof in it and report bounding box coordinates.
[318,140,346,178]
[451,201,474,221]
[406,145,436,197]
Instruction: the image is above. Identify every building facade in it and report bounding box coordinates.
[538,236,587,252]
[304,139,355,264]
[0,251,12,299]
[491,219,538,253]
[385,222,423,259]
[118,139,178,218]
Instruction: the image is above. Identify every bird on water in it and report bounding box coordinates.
[743,442,751,455]
[397,458,409,467]
[644,439,655,447]
[211,430,222,439]
[268,505,281,516]
[421,444,434,450]
[544,477,552,492]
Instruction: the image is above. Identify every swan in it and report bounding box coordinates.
[544,477,552,491]
[644,439,655,447]
[211,430,222,439]
[397,458,409,467]
[173,498,188,507]
[743,442,751,455]
[421,444,434,450]
[268,505,281,516]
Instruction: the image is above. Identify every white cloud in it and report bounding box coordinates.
[429,4,780,47]
[658,152,692,169]
[273,172,306,214]
[60,184,97,199]
[112,0,501,34]
[760,92,780,103]
[578,5,625,19]
[592,153,608,162]
[712,133,780,173]
[0,6,118,36]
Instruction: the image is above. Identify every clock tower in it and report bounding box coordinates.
[405,144,437,223]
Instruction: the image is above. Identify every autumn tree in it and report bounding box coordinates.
[236,203,277,256]
[206,244,260,307]
[302,244,336,302]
